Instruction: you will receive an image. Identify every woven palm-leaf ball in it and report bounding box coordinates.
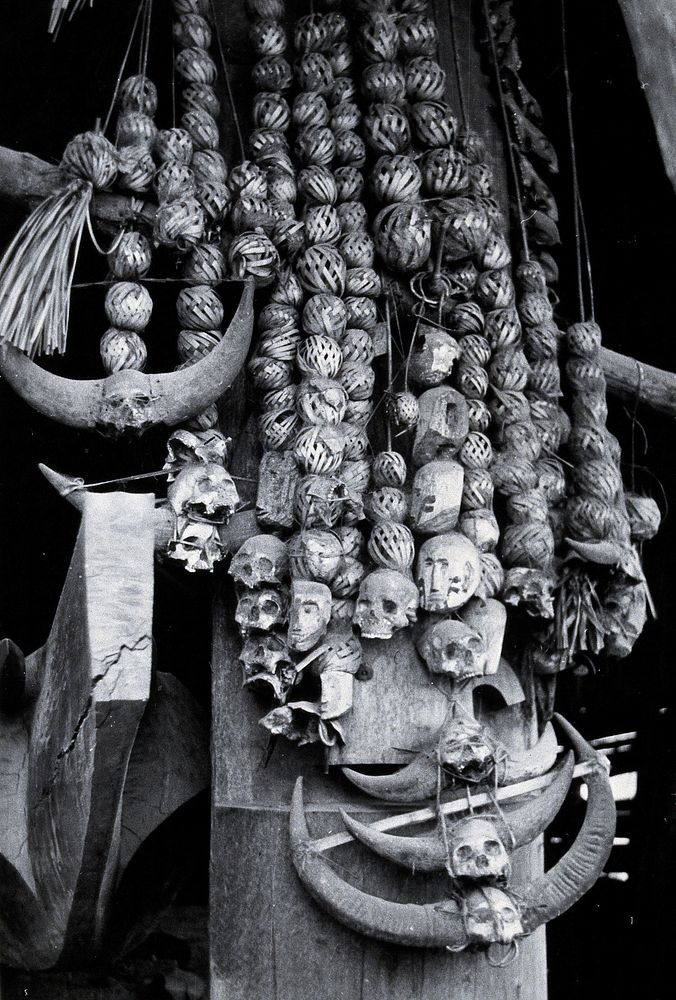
[154,162,195,203]
[462,467,494,510]
[478,233,511,271]
[340,458,372,494]
[295,52,334,93]
[292,92,329,128]
[336,200,368,232]
[293,13,328,52]
[516,259,547,294]
[197,181,231,222]
[174,12,212,49]
[334,166,364,203]
[530,397,560,427]
[228,231,279,281]
[256,328,300,362]
[323,9,348,41]
[341,329,375,364]
[295,125,335,166]
[398,14,438,56]
[267,168,297,203]
[567,320,602,357]
[519,292,553,328]
[566,358,605,394]
[340,232,375,268]
[456,126,487,164]
[361,61,406,103]
[444,260,479,297]
[229,195,272,233]
[409,100,457,149]
[468,162,494,196]
[372,155,422,203]
[488,389,531,427]
[571,391,608,425]
[249,17,287,56]
[192,150,228,185]
[116,111,157,150]
[269,212,302,254]
[500,420,541,462]
[625,493,661,542]
[363,104,411,155]
[62,131,118,188]
[259,408,300,451]
[431,197,489,260]
[458,332,490,366]
[252,55,293,91]
[523,325,559,361]
[339,360,375,400]
[249,126,289,162]
[457,363,489,400]
[183,244,226,285]
[536,457,566,504]
[297,244,346,295]
[368,522,416,575]
[345,268,382,298]
[476,269,516,311]
[501,522,554,569]
[506,488,548,525]
[296,376,348,425]
[459,432,493,469]
[176,285,224,330]
[467,398,491,432]
[263,385,296,411]
[344,399,373,427]
[302,293,347,339]
[567,424,608,462]
[330,101,361,132]
[154,128,194,165]
[294,424,346,474]
[341,423,370,461]
[108,231,152,280]
[297,335,343,378]
[175,46,217,85]
[119,75,158,118]
[100,328,147,374]
[248,356,294,391]
[491,453,538,495]
[357,12,399,62]
[187,403,219,431]
[529,359,561,397]
[374,202,431,274]
[372,450,407,487]
[259,302,299,334]
[298,165,337,204]
[573,459,621,502]
[476,552,504,600]
[253,92,290,131]
[333,130,367,168]
[459,508,499,552]
[483,308,521,350]
[116,145,154,192]
[566,495,615,541]
[344,296,377,331]
[364,486,408,526]
[181,83,221,118]
[329,558,366,598]
[270,265,304,308]
[328,76,357,105]
[451,304,485,340]
[405,56,446,100]
[228,163,267,201]
[154,197,205,249]
[105,282,152,331]
[489,348,530,391]
[177,329,222,361]
[388,390,419,428]
[174,0,210,14]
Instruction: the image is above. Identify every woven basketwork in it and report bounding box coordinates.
[372,155,423,203]
[476,552,505,600]
[329,42,353,76]
[516,259,547,294]
[330,101,360,132]
[248,356,294,391]
[488,388,530,426]
[256,328,301,362]
[341,423,370,461]
[191,150,228,184]
[292,91,329,128]
[154,127,193,165]
[344,295,377,331]
[372,450,407,487]
[518,292,554,327]
[334,166,364,203]
[252,55,293,92]
[259,408,300,451]
[117,146,155,193]
[252,92,291,131]
[333,130,366,168]
[505,488,548,524]
[196,181,231,222]
[228,231,279,281]
[388,390,420,428]
[451,303,485,338]
[154,162,196,203]
[339,360,375,401]
[468,162,494,197]
[183,108,219,151]
[293,12,328,52]
[302,293,347,339]
[337,524,364,560]
[258,302,299,334]
[459,431,493,469]
[573,459,622,502]
[116,111,157,150]
[340,458,372,492]
[118,73,158,115]
[108,231,152,280]
[344,398,373,427]
[566,321,602,358]
[500,419,541,462]
[566,358,606,394]
[294,424,346,474]
[176,285,224,331]
[523,324,559,361]
[345,267,382,298]
[476,268,516,311]
[296,375,348,425]
[501,522,554,569]
[100,328,147,374]
[409,100,457,148]
[431,197,489,260]
[421,148,469,197]
[339,232,375,268]
[295,125,336,166]
[491,453,538,495]
[404,56,446,101]
[461,467,494,510]
[467,398,491,432]
[262,385,296,411]
[249,17,287,55]
[478,233,511,270]
[363,104,411,156]
[297,244,347,295]
[330,557,366,598]
[457,363,489,400]
[529,359,561,397]
[489,348,530,391]
[294,474,346,529]
[297,164,337,204]
[295,52,334,93]
[336,200,368,232]
[297,334,343,378]
[175,46,217,85]
[105,281,152,331]
[398,13,439,56]
[357,12,400,62]
[267,169,297,203]
[571,391,608,425]
[340,329,375,364]
[368,521,416,574]
[228,161,266,198]
[328,76,357,105]
[566,495,614,542]
[365,486,408,524]
[374,202,431,273]
[304,204,342,246]
[361,61,406,103]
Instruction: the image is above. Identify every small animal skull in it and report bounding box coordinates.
[463,887,524,946]
[410,460,464,534]
[502,567,555,619]
[230,535,288,589]
[448,817,511,883]
[168,462,240,523]
[167,518,223,572]
[236,587,289,635]
[287,580,332,652]
[603,578,647,658]
[416,618,487,679]
[436,718,496,784]
[416,533,481,612]
[353,569,419,640]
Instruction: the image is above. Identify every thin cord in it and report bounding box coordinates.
[447,0,468,126]
[385,298,393,451]
[141,0,153,80]
[209,0,246,162]
[577,191,595,321]
[561,0,585,322]
[481,0,529,261]
[102,0,146,135]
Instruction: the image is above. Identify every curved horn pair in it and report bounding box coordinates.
[339,750,574,873]
[0,281,254,436]
[290,716,614,948]
[341,721,558,803]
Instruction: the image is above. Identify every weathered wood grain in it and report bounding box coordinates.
[600,345,676,418]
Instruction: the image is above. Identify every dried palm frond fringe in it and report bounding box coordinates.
[554,563,606,658]
[49,1,94,35]
[0,181,93,356]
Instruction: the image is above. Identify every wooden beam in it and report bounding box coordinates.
[600,346,676,417]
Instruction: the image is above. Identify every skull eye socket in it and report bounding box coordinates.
[456,845,474,862]
[470,905,492,922]
[261,599,279,615]
[500,907,519,923]
[484,840,502,856]
[242,562,253,577]
[382,599,398,613]
[259,557,273,573]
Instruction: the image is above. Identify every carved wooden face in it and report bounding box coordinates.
[353,569,419,639]
[412,386,469,466]
[410,460,463,534]
[230,535,288,589]
[416,618,487,679]
[415,533,481,611]
[287,580,332,651]
[463,888,524,945]
[449,817,510,882]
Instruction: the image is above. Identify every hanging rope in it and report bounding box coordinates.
[560,0,586,322]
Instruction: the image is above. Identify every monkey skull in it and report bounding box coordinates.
[353,569,419,640]
[502,567,555,619]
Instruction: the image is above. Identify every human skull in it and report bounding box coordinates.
[236,587,289,635]
[410,460,464,534]
[163,428,229,480]
[294,474,349,528]
[297,375,349,425]
[502,567,555,619]
[167,462,240,523]
[463,887,524,945]
[239,632,293,676]
[353,569,419,640]
[230,535,288,589]
[448,817,511,883]
[287,580,332,651]
[416,533,481,612]
[412,386,469,467]
[167,518,223,572]
[436,718,496,784]
[416,618,487,679]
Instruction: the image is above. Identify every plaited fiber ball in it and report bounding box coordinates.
[405,56,446,100]
[459,508,499,553]
[154,197,205,249]
[501,522,554,569]
[303,204,341,246]
[259,408,300,451]
[365,486,408,523]
[187,403,219,431]
[571,391,608,425]
[445,260,479,297]
[529,397,560,426]
[196,181,231,222]
[296,376,348,425]
[192,150,228,184]
[478,233,511,271]
[567,424,608,462]
[334,166,364,203]
[175,47,217,84]
[330,102,360,132]
[297,335,343,378]
[500,420,541,462]
[372,155,422,203]
[345,268,382,298]
[108,231,152,279]
[488,390,530,427]
[357,12,399,61]
[344,296,377,331]
[536,457,567,504]
[333,131,367,168]
[566,358,606,394]
[116,111,157,150]
[252,55,293,91]
[292,92,329,128]
[476,552,504,600]
[293,12,328,51]
[259,303,299,334]
[398,14,438,55]
[267,169,297,203]
[468,162,494,196]
[361,61,406,103]
[154,127,193,164]
[341,423,370,461]
[302,293,347,339]
[458,332,490,366]
[489,348,530,391]
[374,202,431,274]
[298,165,337,204]
[567,320,602,357]
[249,17,287,56]
[506,488,548,525]
[177,329,222,361]
[340,458,372,493]
[339,360,375,401]
[253,92,291,131]
[181,83,221,118]
[336,201,368,232]
[452,303,485,338]
[294,424,346,474]
[573,459,622,502]
[421,147,468,197]
[459,432,493,469]
[297,244,346,295]
[118,74,158,115]
[329,558,366,598]
[467,398,491,432]
[372,450,407,487]
[566,495,615,541]
[182,107,219,150]
[323,10,348,41]
[626,493,661,542]
[461,467,494,510]
[388,390,419,428]
[154,162,195,203]
[457,363,489,400]
[519,292,553,327]
[523,325,559,361]
[117,145,155,192]
[105,282,152,331]
[61,131,118,188]
[176,286,224,330]
[340,232,375,268]
[183,244,226,285]
[248,356,294,391]
[295,52,334,93]
[174,12,212,49]
[328,76,357,105]
[270,265,304,308]
[256,329,301,362]
[228,161,267,199]
[249,127,289,162]
[607,431,624,465]
[100,328,147,373]
[363,104,411,155]
[344,399,373,427]
[431,197,490,260]
[341,329,375,364]
[410,100,457,149]
[296,126,336,166]
[529,359,562,397]
[263,385,297,411]
[476,269,516,310]
[456,126,487,164]
[491,453,538,495]
[368,522,415,574]
[228,232,279,281]
[516,259,547,294]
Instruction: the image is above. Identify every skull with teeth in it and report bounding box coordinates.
[436,718,497,784]
[416,618,487,679]
[168,462,240,523]
[164,428,229,480]
[236,587,289,635]
[230,535,289,589]
[448,816,511,883]
[353,569,419,639]
[239,633,294,676]
[463,887,524,946]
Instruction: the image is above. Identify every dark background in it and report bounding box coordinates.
[0,1,674,997]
